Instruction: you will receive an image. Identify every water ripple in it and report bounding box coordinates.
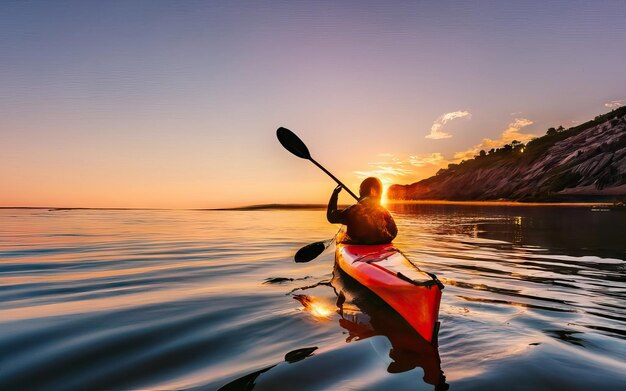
[0,207,624,390]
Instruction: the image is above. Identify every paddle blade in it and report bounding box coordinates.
[284,346,318,363]
[294,241,326,263]
[277,127,311,159]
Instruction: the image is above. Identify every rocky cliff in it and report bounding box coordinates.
[388,106,626,202]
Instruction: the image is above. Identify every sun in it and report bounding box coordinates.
[380,179,392,207]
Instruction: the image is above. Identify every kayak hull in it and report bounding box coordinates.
[335,243,443,343]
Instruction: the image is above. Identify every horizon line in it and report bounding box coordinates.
[0,200,615,211]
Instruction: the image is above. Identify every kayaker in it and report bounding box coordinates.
[327,177,398,244]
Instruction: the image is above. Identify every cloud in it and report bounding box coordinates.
[354,153,449,187]
[605,100,624,109]
[354,117,537,187]
[408,153,445,167]
[453,148,480,162]
[354,155,413,180]
[453,118,536,161]
[425,110,472,139]
[354,165,414,179]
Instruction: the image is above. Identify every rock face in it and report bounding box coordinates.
[388,107,626,202]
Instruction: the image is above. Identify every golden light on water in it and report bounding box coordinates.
[293,294,335,319]
[309,300,333,318]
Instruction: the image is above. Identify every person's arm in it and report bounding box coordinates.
[385,212,398,241]
[327,185,348,224]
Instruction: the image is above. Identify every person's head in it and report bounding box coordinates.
[359,177,383,200]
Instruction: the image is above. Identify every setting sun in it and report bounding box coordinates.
[2,2,626,390]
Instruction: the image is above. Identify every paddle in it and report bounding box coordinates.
[293,233,342,263]
[276,127,359,201]
[276,127,356,262]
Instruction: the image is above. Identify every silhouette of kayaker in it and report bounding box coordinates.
[327,177,398,244]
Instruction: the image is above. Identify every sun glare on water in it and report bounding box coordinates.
[293,295,335,319]
[310,301,333,318]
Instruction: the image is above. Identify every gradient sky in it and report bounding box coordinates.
[2,1,626,208]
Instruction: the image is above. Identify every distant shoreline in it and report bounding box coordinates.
[1,200,617,211]
[213,200,616,210]
[386,200,616,207]
[207,203,331,211]
[0,207,164,211]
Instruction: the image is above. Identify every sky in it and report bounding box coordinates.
[2,1,625,208]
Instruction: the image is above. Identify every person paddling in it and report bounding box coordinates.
[327,177,398,245]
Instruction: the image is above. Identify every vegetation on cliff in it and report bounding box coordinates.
[388,106,626,202]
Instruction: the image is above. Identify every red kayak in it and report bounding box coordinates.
[335,243,444,343]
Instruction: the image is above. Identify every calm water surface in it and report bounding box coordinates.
[0,205,625,390]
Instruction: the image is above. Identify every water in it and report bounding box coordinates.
[0,205,625,390]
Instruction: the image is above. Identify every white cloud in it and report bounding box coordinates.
[605,100,624,109]
[453,118,536,161]
[425,110,472,139]
[408,153,445,167]
[354,156,414,179]
[354,117,538,187]
[354,153,449,187]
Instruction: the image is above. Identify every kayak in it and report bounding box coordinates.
[331,263,446,386]
[335,243,444,343]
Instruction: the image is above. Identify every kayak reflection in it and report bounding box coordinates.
[218,264,447,390]
[331,264,448,389]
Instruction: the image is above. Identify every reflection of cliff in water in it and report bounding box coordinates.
[217,264,447,390]
[389,203,626,260]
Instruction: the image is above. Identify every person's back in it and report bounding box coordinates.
[327,177,397,245]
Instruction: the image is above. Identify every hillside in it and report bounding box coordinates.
[388,106,626,202]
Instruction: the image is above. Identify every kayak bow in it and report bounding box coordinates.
[335,243,444,343]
